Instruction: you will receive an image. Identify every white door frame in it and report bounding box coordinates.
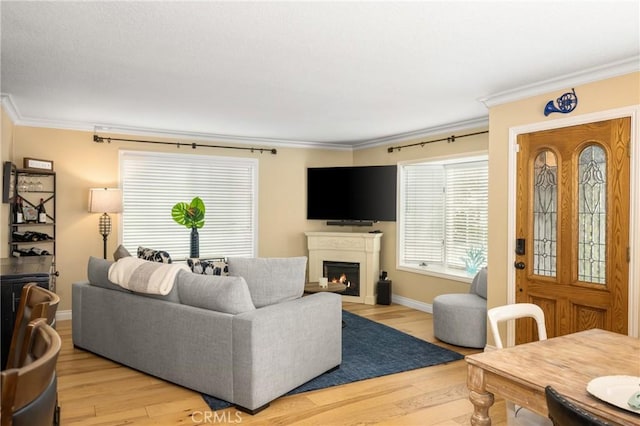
[507,105,640,340]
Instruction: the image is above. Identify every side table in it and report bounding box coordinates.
[304,282,347,294]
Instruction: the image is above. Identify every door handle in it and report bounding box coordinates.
[514,261,526,270]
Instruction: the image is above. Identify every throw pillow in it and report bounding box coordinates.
[227,256,307,308]
[187,258,228,276]
[177,271,255,315]
[113,244,131,261]
[137,246,172,263]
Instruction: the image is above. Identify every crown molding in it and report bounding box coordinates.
[0,93,21,124]
[352,116,489,150]
[479,55,640,108]
[0,97,486,151]
[90,124,345,151]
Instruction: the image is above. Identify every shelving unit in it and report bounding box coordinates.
[9,168,56,257]
[2,163,58,366]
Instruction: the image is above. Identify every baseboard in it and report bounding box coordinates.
[56,309,72,321]
[390,294,433,314]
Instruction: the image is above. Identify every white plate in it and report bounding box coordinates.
[587,375,640,414]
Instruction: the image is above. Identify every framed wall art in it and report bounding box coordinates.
[23,157,54,171]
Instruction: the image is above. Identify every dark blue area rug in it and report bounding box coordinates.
[203,310,464,410]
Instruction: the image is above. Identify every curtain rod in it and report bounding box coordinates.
[387,130,488,153]
[93,134,278,155]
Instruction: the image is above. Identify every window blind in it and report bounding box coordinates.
[120,151,257,260]
[444,161,488,268]
[399,157,488,271]
[401,164,445,265]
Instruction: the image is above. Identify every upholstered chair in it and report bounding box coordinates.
[432,267,487,348]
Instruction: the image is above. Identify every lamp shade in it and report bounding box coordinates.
[88,188,122,213]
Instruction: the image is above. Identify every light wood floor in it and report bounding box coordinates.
[57,302,511,425]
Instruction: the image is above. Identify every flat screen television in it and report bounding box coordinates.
[307,165,397,224]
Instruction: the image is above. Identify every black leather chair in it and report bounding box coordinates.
[1,318,61,426]
[545,385,611,426]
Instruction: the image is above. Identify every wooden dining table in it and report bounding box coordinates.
[465,328,640,425]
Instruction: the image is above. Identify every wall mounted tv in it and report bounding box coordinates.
[307,165,397,225]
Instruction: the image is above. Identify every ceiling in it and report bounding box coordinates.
[1,1,639,149]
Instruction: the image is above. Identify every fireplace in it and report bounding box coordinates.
[323,261,360,296]
[305,231,382,305]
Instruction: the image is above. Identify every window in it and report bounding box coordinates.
[398,154,488,280]
[120,151,257,260]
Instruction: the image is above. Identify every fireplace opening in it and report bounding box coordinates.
[323,261,360,297]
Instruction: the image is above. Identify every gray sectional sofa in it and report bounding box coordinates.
[72,256,342,413]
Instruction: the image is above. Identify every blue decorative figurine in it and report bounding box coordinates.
[544,88,578,116]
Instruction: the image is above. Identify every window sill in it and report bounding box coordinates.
[397,264,475,284]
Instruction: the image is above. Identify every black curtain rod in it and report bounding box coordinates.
[387,130,488,153]
[93,134,278,155]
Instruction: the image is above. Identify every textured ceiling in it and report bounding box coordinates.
[1,1,639,148]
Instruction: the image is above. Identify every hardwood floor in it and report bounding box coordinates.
[57,302,510,425]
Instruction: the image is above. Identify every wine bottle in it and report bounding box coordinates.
[12,248,33,257]
[12,231,27,241]
[12,231,40,241]
[14,196,24,224]
[33,231,51,240]
[28,247,50,256]
[12,247,50,257]
[12,249,26,257]
[37,198,47,223]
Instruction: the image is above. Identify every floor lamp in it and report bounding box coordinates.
[88,188,122,259]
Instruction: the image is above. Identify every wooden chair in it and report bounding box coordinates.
[545,385,610,426]
[6,283,60,369]
[1,318,62,426]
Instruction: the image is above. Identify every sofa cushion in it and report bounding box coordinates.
[87,256,131,293]
[227,257,307,308]
[177,271,255,314]
[137,246,172,263]
[187,258,228,276]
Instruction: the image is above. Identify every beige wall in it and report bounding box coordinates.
[486,71,640,335]
[3,71,637,321]
[4,125,352,311]
[3,119,490,313]
[1,108,15,258]
[353,131,489,303]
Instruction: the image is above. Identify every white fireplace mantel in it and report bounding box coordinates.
[305,231,382,305]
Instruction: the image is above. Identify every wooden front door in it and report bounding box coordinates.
[515,118,630,343]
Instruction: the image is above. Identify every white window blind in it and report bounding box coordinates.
[444,161,489,269]
[120,151,257,260]
[401,164,445,264]
[399,156,488,273]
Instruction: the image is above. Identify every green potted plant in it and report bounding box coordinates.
[171,197,205,258]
